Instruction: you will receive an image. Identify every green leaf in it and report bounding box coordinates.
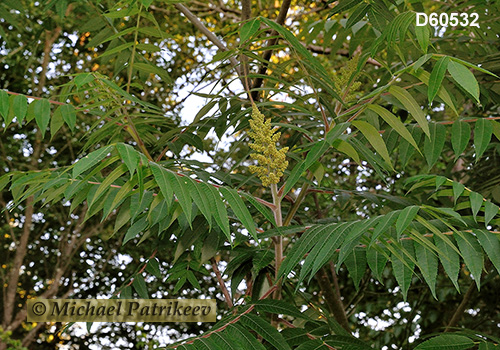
[241,192,276,227]
[434,234,460,292]
[415,25,430,53]
[451,121,471,159]
[13,94,28,124]
[72,145,114,178]
[146,258,161,278]
[254,300,309,320]
[469,191,483,222]
[474,118,492,161]
[116,143,140,178]
[204,183,230,241]
[0,90,10,121]
[332,139,361,165]
[395,206,419,238]
[140,0,153,8]
[423,123,446,168]
[452,181,465,204]
[34,98,51,138]
[188,179,213,229]
[150,162,173,206]
[57,104,76,132]
[132,274,149,299]
[74,73,95,88]
[414,240,438,299]
[414,334,474,350]
[370,211,399,245]
[367,104,419,151]
[391,243,415,301]
[240,314,292,350]
[428,56,449,104]
[168,174,193,225]
[344,247,367,290]
[226,324,267,350]
[99,42,134,58]
[240,18,261,43]
[389,85,430,138]
[352,120,393,171]
[479,343,499,350]
[50,106,64,139]
[133,62,171,83]
[366,245,389,282]
[219,187,257,241]
[448,60,480,104]
[484,201,499,227]
[325,122,350,146]
[473,229,500,275]
[283,160,306,197]
[123,216,148,245]
[455,232,484,289]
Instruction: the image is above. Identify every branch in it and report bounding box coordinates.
[315,266,351,332]
[251,0,293,101]
[444,281,476,331]
[166,4,243,79]
[211,258,234,308]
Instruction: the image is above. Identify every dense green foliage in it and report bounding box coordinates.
[1,0,499,349]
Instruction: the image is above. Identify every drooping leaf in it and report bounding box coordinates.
[123,216,148,245]
[414,239,438,299]
[428,56,450,104]
[451,121,471,159]
[150,162,173,206]
[423,123,446,168]
[132,274,149,299]
[391,240,415,301]
[240,313,292,350]
[204,183,231,241]
[220,187,257,241]
[389,85,430,138]
[434,234,460,292]
[0,90,9,121]
[352,120,393,170]
[367,245,389,282]
[448,60,480,104]
[484,201,499,227]
[474,118,492,161]
[13,94,28,124]
[469,191,483,222]
[59,104,76,132]
[455,232,484,289]
[367,104,419,151]
[34,98,51,138]
[473,229,500,275]
[395,206,419,239]
[344,247,367,290]
[116,143,140,178]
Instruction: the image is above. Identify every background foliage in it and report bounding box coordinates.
[1,0,499,349]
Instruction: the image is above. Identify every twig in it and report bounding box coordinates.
[250,0,293,101]
[444,281,476,331]
[168,4,243,79]
[211,258,234,308]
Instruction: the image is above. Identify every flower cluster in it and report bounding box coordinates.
[333,54,361,103]
[248,105,289,187]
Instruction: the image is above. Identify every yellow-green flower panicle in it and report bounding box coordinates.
[247,104,288,187]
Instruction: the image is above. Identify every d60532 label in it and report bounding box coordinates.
[416,12,479,28]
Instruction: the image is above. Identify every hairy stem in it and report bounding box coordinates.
[270,183,283,300]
